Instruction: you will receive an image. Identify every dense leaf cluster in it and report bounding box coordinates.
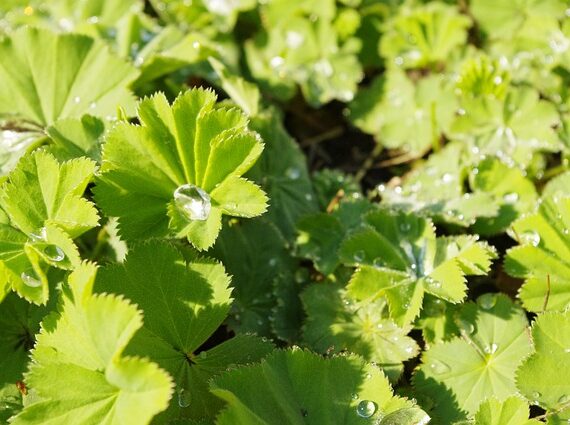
[1,0,570,424]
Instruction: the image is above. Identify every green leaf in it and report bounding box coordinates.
[0,151,97,303]
[450,86,561,169]
[94,241,272,421]
[473,396,541,425]
[0,27,138,126]
[505,196,570,312]
[11,263,173,425]
[211,349,428,424]
[349,69,457,155]
[516,310,570,417]
[212,219,296,336]
[247,109,318,240]
[342,210,496,325]
[380,2,471,69]
[0,292,54,386]
[471,0,566,40]
[94,89,267,250]
[209,57,260,117]
[295,200,372,275]
[302,282,419,382]
[47,115,106,162]
[414,294,532,422]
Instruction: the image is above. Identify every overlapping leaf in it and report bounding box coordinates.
[516,311,570,423]
[302,282,419,382]
[342,210,496,325]
[11,263,173,425]
[414,294,532,422]
[94,241,273,422]
[505,196,570,312]
[211,349,429,424]
[0,151,98,303]
[94,88,268,250]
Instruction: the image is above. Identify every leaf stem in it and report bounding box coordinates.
[355,143,383,182]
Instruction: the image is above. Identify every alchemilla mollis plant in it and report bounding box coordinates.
[0,0,570,424]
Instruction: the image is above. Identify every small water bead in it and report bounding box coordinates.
[441,173,454,184]
[353,250,365,263]
[21,270,41,288]
[503,192,519,204]
[351,393,359,400]
[286,167,301,180]
[268,258,277,267]
[477,293,496,310]
[429,359,451,375]
[313,59,334,77]
[270,56,285,69]
[404,346,414,354]
[177,388,191,407]
[173,184,211,221]
[285,31,304,49]
[373,257,384,268]
[89,102,97,109]
[484,343,498,354]
[520,230,540,247]
[304,193,313,201]
[559,394,570,405]
[43,245,65,262]
[532,391,541,401]
[399,222,411,233]
[73,96,81,104]
[356,400,377,418]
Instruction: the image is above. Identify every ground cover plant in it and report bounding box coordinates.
[0,0,569,424]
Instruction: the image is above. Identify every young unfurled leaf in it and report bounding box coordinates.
[505,196,570,312]
[211,349,429,424]
[414,294,532,422]
[94,88,268,250]
[516,310,570,422]
[0,151,97,303]
[94,241,273,421]
[302,282,419,382]
[343,210,496,325]
[0,27,138,127]
[11,263,173,425]
[380,2,471,70]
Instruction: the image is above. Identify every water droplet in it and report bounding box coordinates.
[457,108,466,116]
[43,245,65,262]
[394,56,404,66]
[532,391,541,400]
[134,55,144,67]
[478,293,496,310]
[520,230,540,247]
[399,222,411,233]
[286,167,301,180]
[270,56,285,69]
[87,15,99,24]
[89,102,97,109]
[365,372,372,379]
[353,250,365,262]
[404,346,414,354]
[301,408,308,417]
[503,192,519,204]
[558,394,570,404]
[441,173,454,184]
[313,59,333,77]
[192,40,201,49]
[373,257,384,268]
[426,276,441,289]
[177,388,191,407]
[285,31,304,49]
[493,76,503,85]
[356,400,377,418]
[73,96,81,104]
[429,359,450,374]
[410,263,417,271]
[351,393,359,400]
[268,258,277,267]
[472,167,479,175]
[304,193,313,201]
[377,184,386,193]
[21,270,41,288]
[29,228,46,242]
[173,184,211,221]
[484,343,498,354]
